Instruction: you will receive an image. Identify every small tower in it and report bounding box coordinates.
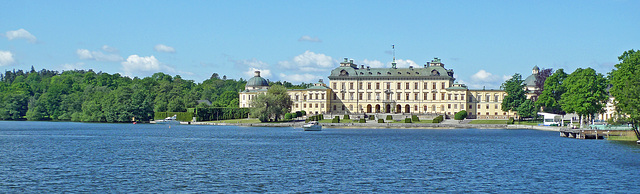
[391,45,397,69]
[532,66,540,74]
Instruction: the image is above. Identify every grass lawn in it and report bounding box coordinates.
[607,135,639,141]
[205,118,261,124]
[469,120,509,124]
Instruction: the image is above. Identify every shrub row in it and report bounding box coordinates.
[386,115,393,120]
[404,118,412,123]
[193,107,250,121]
[411,115,420,122]
[433,115,444,123]
[332,116,340,123]
[305,114,323,123]
[378,119,385,123]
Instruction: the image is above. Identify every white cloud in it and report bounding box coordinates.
[392,59,418,68]
[234,58,269,68]
[278,73,322,83]
[278,51,336,72]
[101,45,118,53]
[0,50,16,66]
[5,29,37,43]
[463,69,509,89]
[76,49,123,62]
[298,35,322,42]
[245,68,272,79]
[360,59,385,68]
[61,62,85,70]
[121,55,174,77]
[154,44,176,53]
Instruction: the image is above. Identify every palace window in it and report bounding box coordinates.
[441,82,445,89]
[469,105,473,109]
[406,82,410,89]
[376,83,380,90]
[433,83,436,89]
[341,83,345,90]
[495,94,499,102]
[359,83,363,89]
[397,93,401,100]
[341,93,345,99]
[414,93,418,100]
[448,104,451,109]
[433,93,436,100]
[495,104,498,109]
[441,93,445,100]
[424,82,428,90]
[397,83,401,89]
[461,94,465,101]
[359,93,363,100]
[315,93,319,99]
[454,104,458,109]
[342,105,345,110]
[368,83,371,90]
[486,95,490,102]
[424,105,427,111]
[333,83,337,89]
[414,82,418,89]
[423,93,427,100]
[350,83,354,90]
[448,94,452,100]
[478,105,481,109]
[414,105,418,111]
[406,93,410,100]
[367,93,371,100]
[387,83,391,89]
[486,105,489,109]
[454,94,458,100]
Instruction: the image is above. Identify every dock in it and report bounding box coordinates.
[559,128,633,140]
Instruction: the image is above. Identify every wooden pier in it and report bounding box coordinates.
[559,128,632,140]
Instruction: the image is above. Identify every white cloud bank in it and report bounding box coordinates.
[101,45,118,53]
[61,62,85,70]
[5,29,37,43]
[463,69,510,89]
[392,59,418,68]
[279,51,336,72]
[154,44,176,53]
[298,35,322,42]
[245,68,272,79]
[0,50,15,66]
[360,59,385,68]
[121,55,174,77]
[76,49,123,62]
[279,73,323,83]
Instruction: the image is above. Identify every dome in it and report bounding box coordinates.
[246,71,269,87]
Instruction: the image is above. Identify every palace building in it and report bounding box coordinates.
[240,57,530,119]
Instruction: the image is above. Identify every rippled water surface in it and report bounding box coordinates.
[1,121,640,192]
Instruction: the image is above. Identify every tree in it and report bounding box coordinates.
[454,110,468,120]
[501,73,527,113]
[535,69,568,114]
[249,85,292,122]
[609,49,640,138]
[534,68,554,97]
[517,99,537,119]
[560,68,607,128]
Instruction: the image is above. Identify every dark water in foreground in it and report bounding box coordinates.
[1,121,639,193]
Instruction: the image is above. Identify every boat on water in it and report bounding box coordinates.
[302,121,322,131]
[155,115,180,124]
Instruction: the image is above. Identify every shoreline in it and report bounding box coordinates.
[189,121,562,131]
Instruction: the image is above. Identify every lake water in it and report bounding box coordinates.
[1,121,639,193]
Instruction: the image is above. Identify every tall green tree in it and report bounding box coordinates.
[535,69,568,114]
[517,99,537,119]
[249,85,292,122]
[608,49,640,138]
[501,73,527,114]
[560,68,608,128]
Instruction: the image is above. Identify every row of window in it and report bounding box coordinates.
[333,92,466,101]
[290,93,326,101]
[332,81,449,91]
[294,103,325,109]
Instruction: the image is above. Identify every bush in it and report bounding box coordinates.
[433,115,444,123]
[344,114,350,120]
[284,113,293,120]
[301,110,306,116]
[305,118,310,123]
[378,119,384,123]
[508,117,515,124]
[411,115,420,122]
[154,112,194,122]
[258,115,269,122]
[369,115,375,120]
[386,115,393,120]
[359,118,366,123]
[454,110,468,120]
[404,118,412,123]
[333,116,340,123]
[318,114,323,120]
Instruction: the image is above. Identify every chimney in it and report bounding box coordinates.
[344,58,348,62]
[361,65,364,69]
[350,59,354,64]
[424,64,427,68]
[254,71,260,77]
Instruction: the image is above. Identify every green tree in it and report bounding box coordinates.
[609,49,640,138]
[517,99,537,119]
[535,69,568,114]
[560,68,608,128]
[249,85,292,122]
[501,73,527,113]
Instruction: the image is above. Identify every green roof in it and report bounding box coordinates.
[246,76,268,87]
[328,66,454,80]
[523,74,537,87]
[307,85,331,90]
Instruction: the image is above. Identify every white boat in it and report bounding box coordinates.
[155,115,180,124]
[302,121,322,131]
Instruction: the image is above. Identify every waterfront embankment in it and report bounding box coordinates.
[190,121,562,131]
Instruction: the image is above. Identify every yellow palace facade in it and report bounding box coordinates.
[240,57,523,119]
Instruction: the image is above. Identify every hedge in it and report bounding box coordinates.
[332,116,340,123]
[369,115,375,120]
[386,115,393,120]
[404,118,412,123]
[411,115,420,122]
[454,110,468,120]
[344,114,350,120]
[433,115,444,123]
[285,113,293,120]
[192,107,250,121]
[378,119,385,123]
[508,117,515,124]
[154,112,194,122]
[359,118,366,123]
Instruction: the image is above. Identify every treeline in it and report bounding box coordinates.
[0,68,247,122]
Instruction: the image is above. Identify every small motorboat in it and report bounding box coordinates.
[155,115,180,124]
[302,121,322,131]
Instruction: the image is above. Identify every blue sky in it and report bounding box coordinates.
[1,0,638,89]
